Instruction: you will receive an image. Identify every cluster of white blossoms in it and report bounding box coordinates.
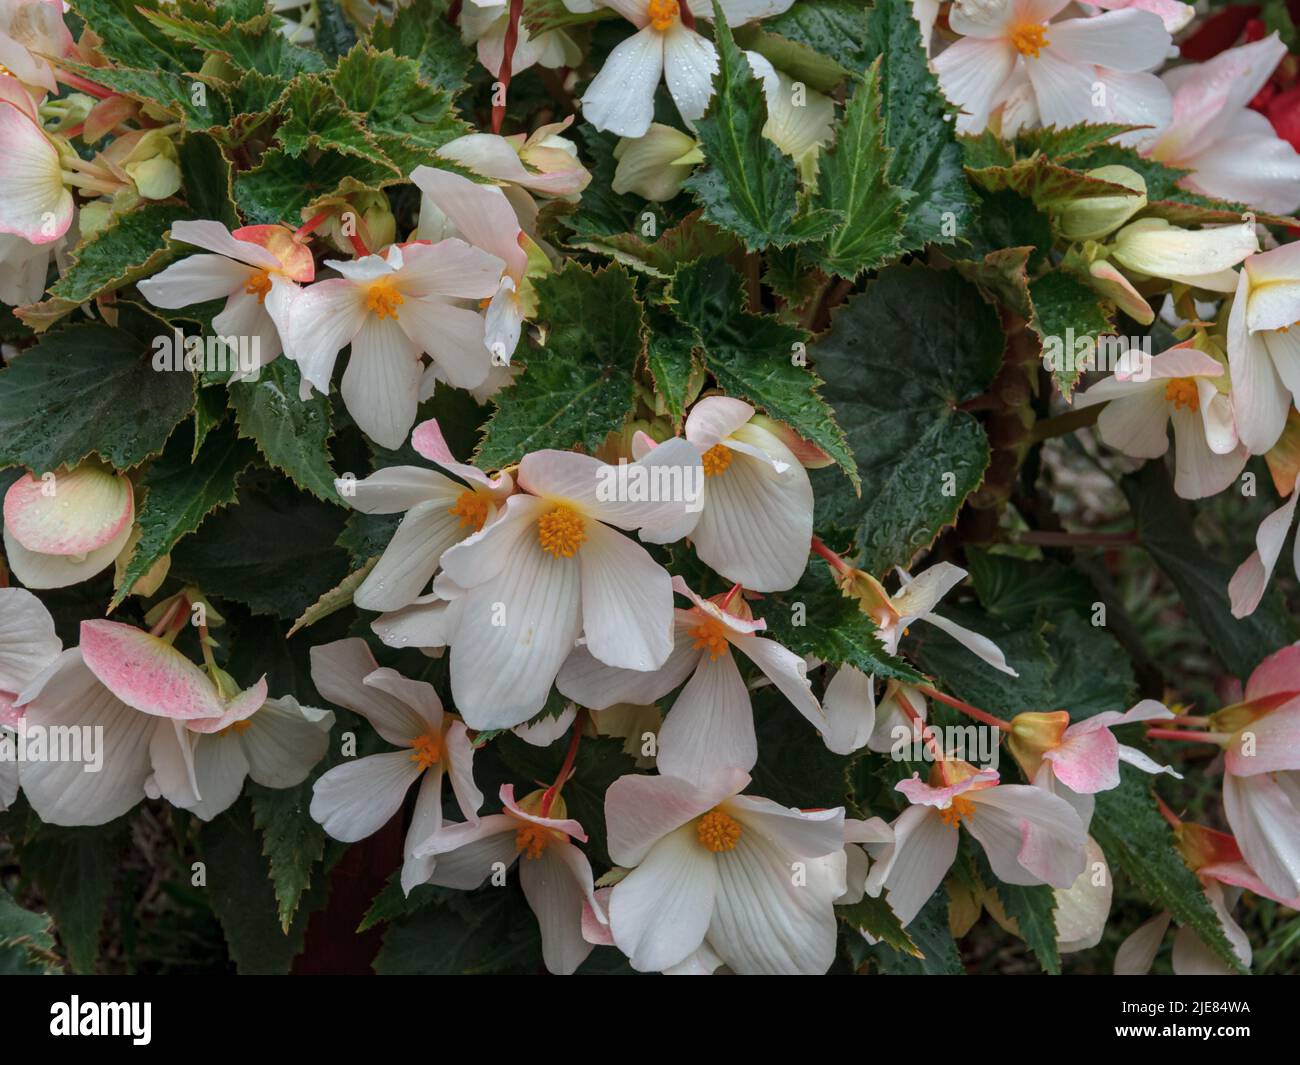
[3,0,1300,978]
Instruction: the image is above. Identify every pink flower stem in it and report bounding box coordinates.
[293,209,331,243]
[56,69,113,100]
[1161,715,1211,728]
[810,534,851,575]
[540,709,587,817]
[1154,792,1182,829]
[917,684,1012,733]
[492,0,525,135]
[897,692,943,760]
[1146,728,1230,745]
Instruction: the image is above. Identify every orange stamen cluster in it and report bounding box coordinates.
[515,822,551,860]
[1010,23,1048,57]
[690,616,730,660]
[647,0,679,30]
[244,270,273,304]
[1164,377,1200,412]
[537,504,586,558]
[365,279,405,320]
[448,489,489,531]
[220,718,254,736]
[696,809,742,852]
[938,794,975,829]
[409,731,443,770]
[701,444,733,477]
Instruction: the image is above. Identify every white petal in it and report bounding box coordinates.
[579,520,674,672]
[580,25,664,138]
[657,649,755,783]
[309,750,422,842]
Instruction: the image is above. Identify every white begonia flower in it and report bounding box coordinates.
[284,239,506,449]
[580,0,797,139]
[435,439,702,730]
[612,123,703,201]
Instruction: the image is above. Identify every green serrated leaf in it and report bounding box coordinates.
[476,263,643,468]
[760,0,872,73]
[249,782,327,933]
[287,557,377,636]
[838,893,920,958]
[865,886,965,974]
[811,66,907,278]
[684,3,838,250]
[670,256,858,488]
[810,267,1000,572]
[645,308,698,425]
[865,0,977,249]
[368,1,475,93]
[1029,269,1117,396]
[0,304,196,473]
[230,359,340,502]
[977,848,1061,974]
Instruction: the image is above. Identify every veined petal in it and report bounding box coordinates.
[605,766,749,867]
[340,316,422,450]
[579,25,664,139]
[308,638,427,744]
[3,464,132,556]
[579,520,674,672]
[656,648,755,783]
[966,783,1088,887]
[309,750,422,842]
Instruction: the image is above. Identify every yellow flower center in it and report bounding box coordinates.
[1163,377,1200,412]
[690,616,731,660]
[537,504,586,558]
[365,278,404,320]
[515,822,552,860]
[938,794,976,829]
[647,0,679,31]
[1010,22,1049,58]
[697,809,742,853]
[701,443,733,477]
[244,269,273,304]
[408,731,443,770]
[448,489,489,532]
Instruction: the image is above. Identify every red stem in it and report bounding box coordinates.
[679,1,697,30]
[347,230,370,258]
[540,710,587,817]
[917,685,1012,733]
[1154,793,1181,829]
[493,0,526,135]
[810,534,851,575]
[294,209,331,243]
[897,690,943,760]
[1146,728,1228,745]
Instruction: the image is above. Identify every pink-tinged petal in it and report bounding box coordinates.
[1047,10,1170,72]
[308,638,427,745]
[1089,0,1191,32]
[167,219,282,271]
[1044,725,1121,794]
[1200,859,1300,908]
[0,101,71,243]
[896,768,999,808]
[3,515,130,590]
[231,223,314,281]
[184,676,268,734]
[4,465,132,555]
[1245,641,1300,701]
[605,767,749,867]
[1228,271,1291,455]
[933,37,1017,133]
[581,886,616,946]
[708,813,843,974]
[1182,128,1300,217]
[656,648,755,784]
[408,166,528,282]
[79,620,227,721]
[396,238,506,301]
[1222,772,1300,899]
[579,25,664,139]
[728,632,823,727]
[410,419,513,493]
[1231,491,1299,618]
[1226,705,1300,776]
[500,782,587,840]
[16,649,154,826]
[421,814,520,887]
[865,805,958,928]
[519,838,598,974]
[448,525,582,730]
[309,750,423,842]
[136,254,251,308]
[0,586,60,693]
[674,582,766,634]
[967,783,1088,887]
[578,520,674,672]
[557,616,700,709]
[1068,699,1175,734]
[685,397,755,450]
[1113,911,1170,974]
[1088,260,1155,324]
[610,822,718,972]
[340,315,422,450]
[821,665,876,756]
